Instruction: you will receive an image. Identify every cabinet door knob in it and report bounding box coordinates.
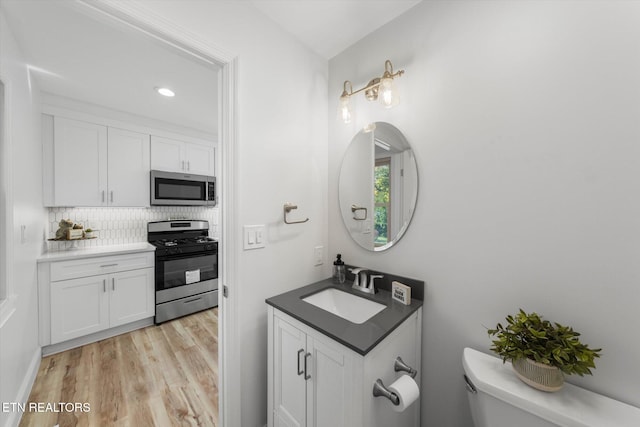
[297,349,304,376]
[304,352,312,380]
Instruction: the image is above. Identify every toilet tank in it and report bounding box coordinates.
[462,348,640,427]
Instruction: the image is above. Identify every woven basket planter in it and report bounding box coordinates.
[512,358,564,392]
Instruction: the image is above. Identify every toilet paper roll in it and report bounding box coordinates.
[388,374,420,412]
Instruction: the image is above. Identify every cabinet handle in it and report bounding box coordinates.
[100,263,118,268]
[102,191,105,203]
[110,191,114,203]
[103,279,106,293]
[112,278,115,291]
[184,297,203,304]
[304,352,311,380]
[297,349,304,376]
[187,161,190,171]
[182,160,185,170]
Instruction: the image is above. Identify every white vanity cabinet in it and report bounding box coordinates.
[268,306,422,427]
[43,116,150,207]
[270,309,358,427]
[38,248,155,353]
[151,135,215,176]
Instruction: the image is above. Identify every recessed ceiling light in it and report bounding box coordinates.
[155,87,175,97]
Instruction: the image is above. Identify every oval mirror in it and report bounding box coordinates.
[338,122,418,251]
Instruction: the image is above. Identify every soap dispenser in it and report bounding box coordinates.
[332,254,346,284]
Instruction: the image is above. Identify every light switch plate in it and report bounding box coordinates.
[313,246,323,266]
[244,225,266,250]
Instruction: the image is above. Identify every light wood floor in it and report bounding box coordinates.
[20,308,218,427]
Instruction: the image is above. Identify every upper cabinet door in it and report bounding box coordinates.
[150,136,184,173]
[107,127,150,207]
[151,135,215,176]
[53,117,108,206]
[184,143,215,176]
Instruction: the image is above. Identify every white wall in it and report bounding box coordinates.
[329,1,640,426]
[129,2,329,426]
[0,8,46,427]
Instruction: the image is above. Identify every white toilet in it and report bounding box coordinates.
[462,347,640,427]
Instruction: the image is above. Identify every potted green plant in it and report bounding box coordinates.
[487,309,601,392]
[84,228,95,239]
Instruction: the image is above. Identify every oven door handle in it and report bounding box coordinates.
[155,251,217,262]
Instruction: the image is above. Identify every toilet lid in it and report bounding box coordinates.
[462,348,640,427]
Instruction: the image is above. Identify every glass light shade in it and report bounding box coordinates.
[338,95,353,123]
[379,77,399,108]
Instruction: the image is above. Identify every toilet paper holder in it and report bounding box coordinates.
[373,379,400,406]
[394,356,417,378]
[372,356,418,405]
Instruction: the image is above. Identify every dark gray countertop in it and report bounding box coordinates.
[266,278,423,356]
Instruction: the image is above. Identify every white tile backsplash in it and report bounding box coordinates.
[46,206,219,251]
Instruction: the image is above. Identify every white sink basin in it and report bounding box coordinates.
[302,288,386,324]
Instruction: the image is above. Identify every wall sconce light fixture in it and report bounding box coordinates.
[339,59,405,123]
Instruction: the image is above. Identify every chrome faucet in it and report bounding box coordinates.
[349,267,366,289]
[368,274,383,294]
[349,268,382,295]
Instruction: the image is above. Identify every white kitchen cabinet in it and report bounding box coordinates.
[50,275,110,343]
[50,265,153,344]
[52,116,108,206]
[151,135,215,176]
[106,127,150,206]
[268,306,422,427]
[108,268,155,328]
[269,308,358,427]
[45,116,150,207]
[40,250,155,349]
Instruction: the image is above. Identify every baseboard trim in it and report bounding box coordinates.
[5,347,41,427]
[42,317,154,356]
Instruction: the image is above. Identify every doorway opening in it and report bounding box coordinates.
[2,1,238,425]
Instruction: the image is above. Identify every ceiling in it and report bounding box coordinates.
[250,1,422,59]
[1,0,220,136]
[1,0,421,135]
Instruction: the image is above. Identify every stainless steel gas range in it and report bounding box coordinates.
[148,220,218,324]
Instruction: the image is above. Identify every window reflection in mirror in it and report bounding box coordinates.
[374,157,390,247]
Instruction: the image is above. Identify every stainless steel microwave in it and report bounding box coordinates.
[150,170,216,206]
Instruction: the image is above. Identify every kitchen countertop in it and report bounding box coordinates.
[266,278,423,356]
[37,242,155,263]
